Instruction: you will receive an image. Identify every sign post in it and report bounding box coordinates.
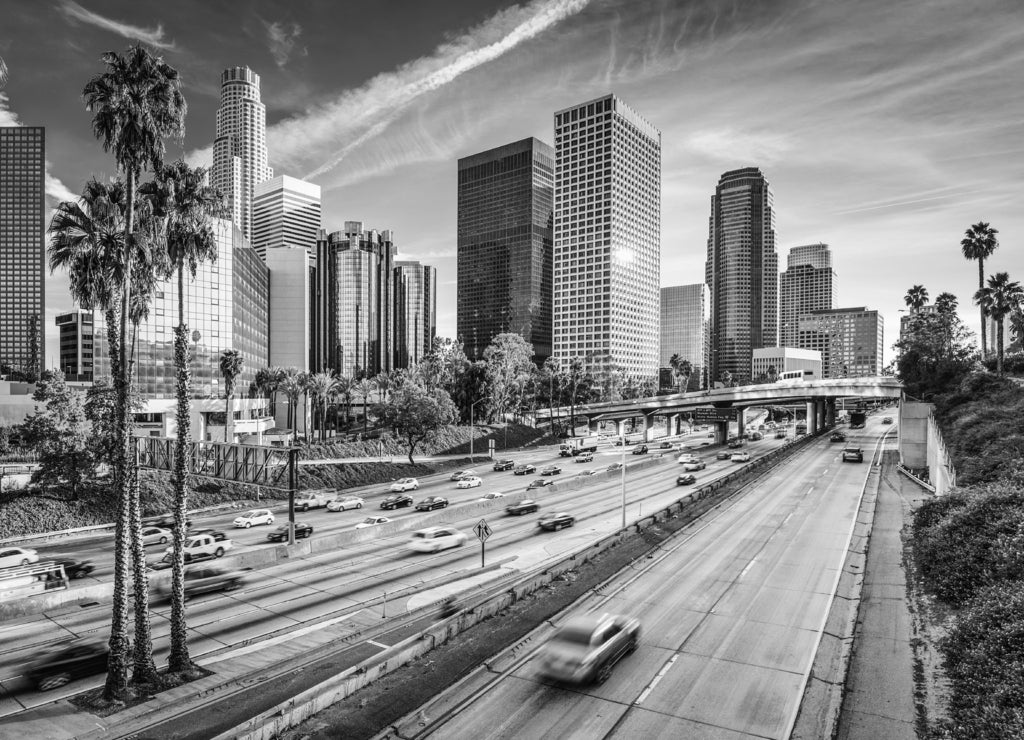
[474,518,492,568]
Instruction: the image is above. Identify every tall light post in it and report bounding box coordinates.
[619,427,627,529]
[469,397,487,462]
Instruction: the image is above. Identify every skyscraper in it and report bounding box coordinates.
[660,284,709,391]
[212,66,273,241]
[552,95,661,381]
[252,175,321,262]
[55,310,94,382]
[394,261,437,369]
[457,138,553,363]
[797,307,884,377]
[0,126,45,378]
[264,245,314,373]
[705,167,778,385]
[314,223,396,378]
[780,243,835,348]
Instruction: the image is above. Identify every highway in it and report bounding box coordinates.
[418,422,886,740]
[0,425,789,719]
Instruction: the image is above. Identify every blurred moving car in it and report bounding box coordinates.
[538,512,575,531]
[577,469,596,477]
[143,514,192,530]
[355,516,391,529]
[26,638,108,691]
[380,494,414,510]
[775,431,787,439]
[541,465,562,476]
[188,528,228,542]
[52,557,95,579]
[506,499,540,516]
[716,451,732,460]
[607,463,623,472]
[842,447,864,463]
[538,612,640,684]
[527,478,553,490]
[456,475,483,489]
[658,441,673,449]
[513,464,537,475]
[407,526,467,552]
[415,496,449,511]
[156,565,246,600]
[266,523,313,542]
[749,432,764,441]
[882,417,894,424]
[575,452,594,463]
[326,496,364,511]
[727,439,744,449]
[731,452,751,462]
[233,509,274,528]
[142,526,171,547]
[632,444,648,455]
[676,474,697,486]
[493,459,515,471]
[0,546,38,569]
[449,470,477,481]
[681,460,706,471]
[479,492,505,501]
[390,478,419,492]
[829,431,846,443]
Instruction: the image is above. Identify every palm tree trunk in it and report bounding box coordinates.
[979,258,987,357]
[225,391,232,443]
[127,441,157,685]
[997,321,1004,374]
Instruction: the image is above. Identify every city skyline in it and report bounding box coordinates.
[1,0,1022,366]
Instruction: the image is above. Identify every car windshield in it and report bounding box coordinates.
[361,518,377,525]
[241,511,258,518]
[553,625,596,645]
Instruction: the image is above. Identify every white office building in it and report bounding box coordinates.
[752,347,822,380]
[552,94,661,382]
[252,175,321,262]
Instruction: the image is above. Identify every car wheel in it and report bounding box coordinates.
[244,522,252,528]
[21,558,30,566]
[627,636,639,654]
[214,547,225,558]
[299,505,308,512]
[596,663,612,684]
[184,553,192,563]
[159,536,167,544]
[38,673,71,691]
[357,503,363,509]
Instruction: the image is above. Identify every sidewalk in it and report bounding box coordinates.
[836,451,929,739]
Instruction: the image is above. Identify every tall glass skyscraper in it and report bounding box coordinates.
[457,137,553,363]
[797,307,884,377]
[212,67,273,241]
[660,284,709,391]
[552,95,661,381]
[0,126,45,377]
[780,243,835,348]
[252,175,321,262]
[314,223,395,378]
[394,261,437,369]
[705,167,778,385]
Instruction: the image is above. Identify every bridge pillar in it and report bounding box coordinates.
[737,408,746,439]
[588,417,599,434]
[806,401,816,434]
[614,419,626,438]
[668,413,679,436]
[825,399,836,427]
[643,412,656,442]
[818,400,826,431]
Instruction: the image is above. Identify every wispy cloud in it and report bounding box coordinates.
[59,0,175,50]
[263,20,305,68]
[686,128,793,166]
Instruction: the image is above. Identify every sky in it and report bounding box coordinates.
[2,0,1023,368]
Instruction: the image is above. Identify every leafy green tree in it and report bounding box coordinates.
[961,222,1000,357]
[374,381,457,463]
[418,337,469,399]
[975,272,1024,375]
[483,333,534,422]
[895,310,976,399]
[20,372,92,500]
[904,284,929,311]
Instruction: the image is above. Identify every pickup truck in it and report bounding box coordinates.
[294,489,335,512]
[162,534,232,563]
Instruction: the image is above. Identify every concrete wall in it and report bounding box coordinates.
[899,401,956,496]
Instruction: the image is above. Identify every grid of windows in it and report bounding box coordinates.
[394,261,437,369]
[457,138,553,363]
[705,168,778,385]
[797,307,884,377]
[552,95,661,381]
[780,243,835,348]
[0,126,45,376]
[660,284,709,390]
[55,311,94,381]
[252,175,321,262]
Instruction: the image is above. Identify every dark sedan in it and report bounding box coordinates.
[538,512,576,531]
[829,431,846,442]
[52,557,94,579]
[540,465,562,476]
[676,474,697,486]
[380,494,414,510]
[632,445,648,455]
[513,464,537,475]
[143,514,193,530]
[607,462,623,472]
[506,499,540,516]
[527,478,553,490]
[415,496,449,511]
[26,638,108,691]
[266,523,313,542]
[716,451,732,460]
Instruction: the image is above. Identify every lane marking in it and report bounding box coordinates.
[636,653,679,704]
[366,639,389,649]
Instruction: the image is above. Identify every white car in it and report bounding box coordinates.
[0,546,39,569]
[479,492,505,501]
[326,496,364,512]
[681,460,706,471]
[407,527,468,553]
[390,478,419,492]
[232,509,275,528]
[355,516,391,529]
[456,475,483,489]
[677,454,700,465]
[141,526,172,546]
[731,452,751,463]
[450,469,478,481]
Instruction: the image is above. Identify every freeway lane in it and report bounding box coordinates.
[421,426,886,740]
[0,432,791,719]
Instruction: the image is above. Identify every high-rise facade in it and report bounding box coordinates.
[780,243,835,348]
[457,138,553,363]
[0,126,45,378]
[94,219,270,398]
[797,307,884,377]
[705,167,778,385]
[252,175,321,262]
[55,310,94,382]
[265,245,314,373]
[314,223,396,378]
[552,95,661,381]
[212,66,273,241]
[660,284,709,391]
[394,261,436,369]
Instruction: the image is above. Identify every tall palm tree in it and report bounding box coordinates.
[141,160,221,674]
[961,222,999,357]
[354,378,377,434]
[904,285,929,312]
[84,43,185,696]
[975,272,1024,374]
[219,349,244,443]
[278,368,304,442]
[934,292,958,315]
[304,372,339,441]
[1009,309,1024,352]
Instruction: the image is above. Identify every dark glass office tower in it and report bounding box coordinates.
[457,137,553,364]
[394,261,436,369]
[705,167,778,385]
[0,126,45,378]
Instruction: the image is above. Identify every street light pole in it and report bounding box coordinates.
[620,429,626,529]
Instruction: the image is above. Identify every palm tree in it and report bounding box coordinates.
[219,350,244,443]
[305,372,339,441]
[541,357,560,428]
[354,378,377,434]
[278,369,304,442]
[84,43,185,696]
[975,272,1024,374]
[141,159,221,674]
[961,222,1000,357]
[934,292,958,315]
[904,285,929,312]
